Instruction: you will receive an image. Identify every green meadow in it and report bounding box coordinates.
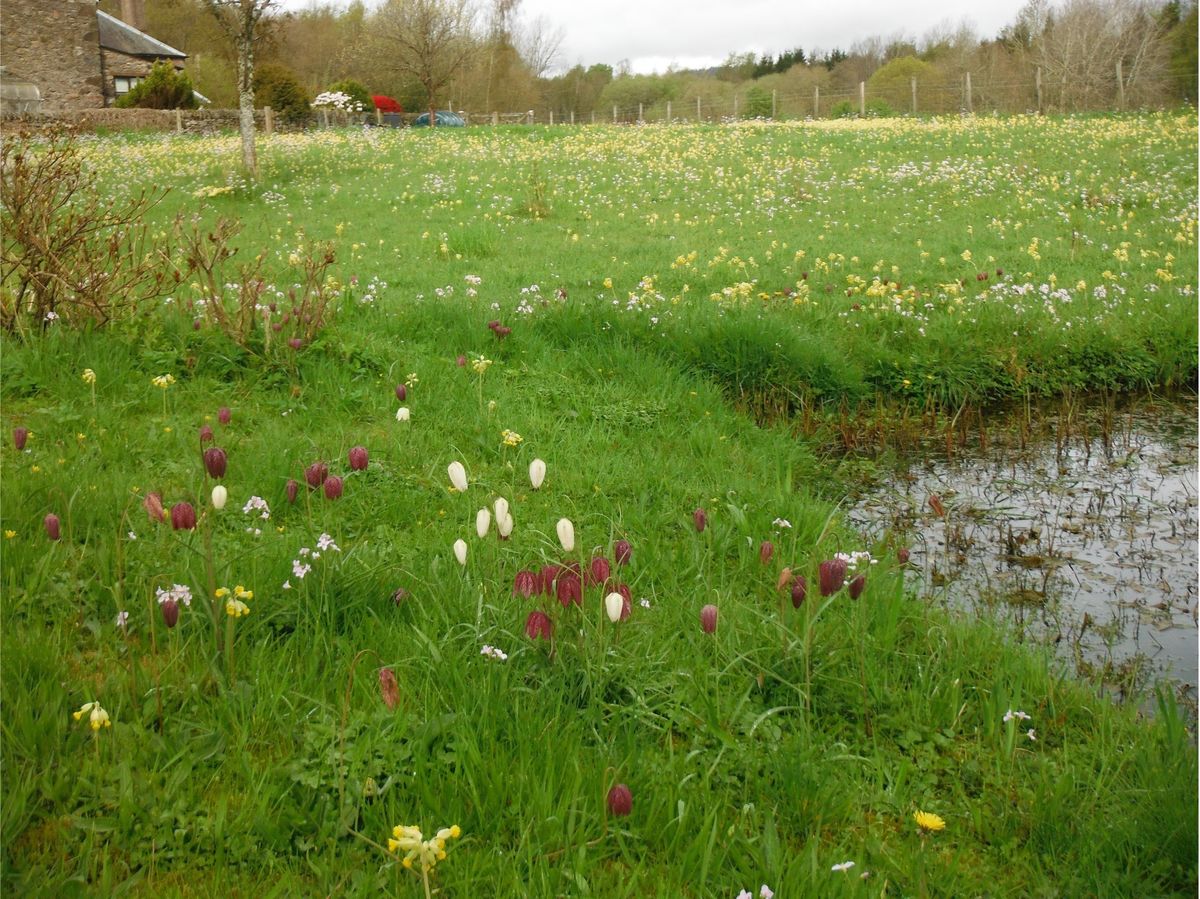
[1,114,1196,897]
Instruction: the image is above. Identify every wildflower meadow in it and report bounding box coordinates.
[1,113,1197,896]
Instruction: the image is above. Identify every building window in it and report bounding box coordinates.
[114,76,142,96]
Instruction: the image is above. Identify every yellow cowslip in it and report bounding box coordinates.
[914,810,945,832]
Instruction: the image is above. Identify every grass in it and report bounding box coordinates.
[1,114,1196,897]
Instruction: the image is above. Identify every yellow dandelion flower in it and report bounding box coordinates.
[914,810,945,832]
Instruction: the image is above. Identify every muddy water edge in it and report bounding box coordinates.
[838,393,1198,715]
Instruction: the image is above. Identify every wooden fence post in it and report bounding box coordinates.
[492,111,498,126]
[570,110,575,125]
[813,85,819,118]
[771,89,777,118]
[911,77,917,115]
[1035,66,1042,113]
[175,108,182,133]
[1116,60,1125,109]
[964,72,973,113]
[264,106,273,135]
[549,109,554,125]
[733,94,739,118]
[666,100,671,122]
[696,96,701,121]
[858,81,865,116]
[613,104,617,123]
[637,102,643,122]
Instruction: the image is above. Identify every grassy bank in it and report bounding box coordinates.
[2,115,1196,895]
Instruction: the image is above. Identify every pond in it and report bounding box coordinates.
[846,395,1198,707]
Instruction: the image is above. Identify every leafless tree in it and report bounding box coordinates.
[518,14,564,78]
[203,0,277,175]
[373,0,478,125]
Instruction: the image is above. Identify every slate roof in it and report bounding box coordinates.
[97,10,187,60]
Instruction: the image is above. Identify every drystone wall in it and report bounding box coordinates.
[0,0,105,112]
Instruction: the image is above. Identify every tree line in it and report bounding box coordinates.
[103,0,1195,122]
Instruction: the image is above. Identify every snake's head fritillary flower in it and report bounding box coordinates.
[776,567,793,592]
[211,485,227,510]
[513,569,537,598]
[447,461,468,492]
[44,513,60,541]
[606,783,632,817]
[394,383,407,402]
[897,547,911,564]
[791,576,808,608]
[493,496,509,523]
[497,513,513,539]
[378,668,400,711]
[700,604,718,634]
[203,446,227,479]
[604,591,624,623]
[348,446,368,471]
[475,508,491,538]
[453,539,468,566]
[556,518,575,553]
[819,558,848,597]
[848,574,866,599]
[456,354,467,367]
[588,556,611,587]
[161,597,180,628]
[487,319,500,330]
[539,564,559,596]
[693,508,707,532]
[288,338,303,350]
[396,406,411,421]
[556,570,582,608]
[217,406,231,425]
[614,539,632,566]
[144,492,166,523]
[305,462,328,489]
[170,502,196,531]
[529,458,546,490]
[759,541,774,565]
[12,427,28,451]
[286,479,299,504]
[525,609,552,640]
[199,424,214,444]
[323,476,343,500]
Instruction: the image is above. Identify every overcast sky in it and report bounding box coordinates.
[279,1,1035,75]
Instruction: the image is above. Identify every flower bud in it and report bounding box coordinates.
[791,576,808,609]
[524,609,552,640]
[305,462,328,489]
[348,446,368,471]
[144,492,166,523]
[396,406,411,421]
[323,476,343,499]
[614,539,632,566]
[288,338,303,350]
[170,502,196,530]
[453,539,468,566]
[497,513,514,539]
[199,424,214,444]
[203,446,227,479]
[218,406,232,425]
[700,603,718,634]
[529,458,546,490]
[493,496,509,524]
[378,668,400,711]
[848,573,866,600]
[819,559,848,597]
[395,384,407,401]
[456,354,467,367]
[693,508,707,532]
[161,597,179,628]
[776,567,794,592]
[448,461,468,492]
[476,508,491,538]
[12,427,28,451]
[607,783,632,817]
[897,547,911,564]
[211,485,227,510]
[556,518,575,553]
[44,513,60,541]
[286,479,299,504]
[604,592,624,623]
[759,540,774,565]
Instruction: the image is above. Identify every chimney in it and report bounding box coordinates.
[119,0,145,32]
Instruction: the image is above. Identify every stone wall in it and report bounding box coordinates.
[0,0,105,112]
[2,107,273,135]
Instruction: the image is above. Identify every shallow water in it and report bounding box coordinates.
[847,396,1198,703]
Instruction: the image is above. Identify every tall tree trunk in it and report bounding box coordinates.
[237,35,258,176]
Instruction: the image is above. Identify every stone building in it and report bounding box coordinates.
[0,0,187,113]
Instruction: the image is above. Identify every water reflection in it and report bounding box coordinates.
[847,396,1198,704]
